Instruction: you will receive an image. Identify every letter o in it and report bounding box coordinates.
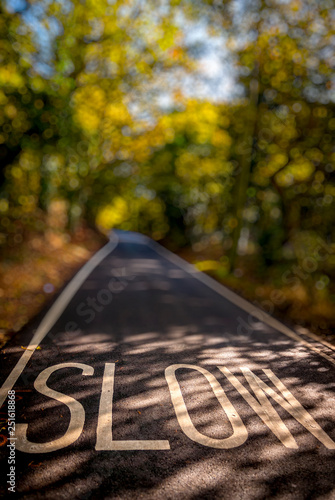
[97,289,113,306]
[302,257,318,273]
[165,364,247,449]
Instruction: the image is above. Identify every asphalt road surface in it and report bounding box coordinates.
[1,230,335,500]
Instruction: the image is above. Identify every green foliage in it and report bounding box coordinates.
[0,0,334,305]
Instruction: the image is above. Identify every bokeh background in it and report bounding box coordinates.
[1,0,334,342]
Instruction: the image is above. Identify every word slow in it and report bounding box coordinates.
[14,363,335,453]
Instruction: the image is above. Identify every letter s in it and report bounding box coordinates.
[15,363,94,453]
[282,270,300,290]
[76,302,95,323]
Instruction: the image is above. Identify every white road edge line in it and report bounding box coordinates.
[295,329,335,352]
[149,239,335,367]
[0,231,119,408]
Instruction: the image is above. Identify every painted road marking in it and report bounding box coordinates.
[149,236,335,366]
[221,367,297,449]
[165,364,247,449]
[1,229,334,417]
[0,232,119,409]
[221,367,335,449]
[13,363,335,453]
[96,363,170,450]
[16,363,94,453]
[295,328,335,352]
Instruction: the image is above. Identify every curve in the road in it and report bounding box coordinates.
[1,229,334,412]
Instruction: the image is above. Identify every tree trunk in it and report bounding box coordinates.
[229,78,259,270]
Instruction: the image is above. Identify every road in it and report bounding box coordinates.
[1,230,335,499]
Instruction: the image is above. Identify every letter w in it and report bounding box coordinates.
[219,367,335,450]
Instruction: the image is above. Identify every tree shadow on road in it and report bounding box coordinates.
[1,241,335,499]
